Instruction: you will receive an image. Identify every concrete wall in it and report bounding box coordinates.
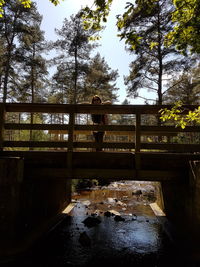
[0,157,71,258]
[187,161,200,240]
[160,162,200,243]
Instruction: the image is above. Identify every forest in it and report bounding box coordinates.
[1,0,200,106]
[1,0,200,189]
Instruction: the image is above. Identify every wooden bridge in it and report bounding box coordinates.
[1,103,200,181]
[1,103,200,257]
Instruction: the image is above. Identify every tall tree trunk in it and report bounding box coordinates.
[3,49,12,103]
[74,46,78,104]
[157,2,163,106]
[157,2,163,142]
[29,60,35,150]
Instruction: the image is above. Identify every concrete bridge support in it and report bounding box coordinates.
[160,162,200,245]
[0,157,71,258]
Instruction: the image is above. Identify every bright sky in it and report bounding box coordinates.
[34,0,145,104]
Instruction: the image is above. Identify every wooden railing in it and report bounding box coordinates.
[1,103,200,153]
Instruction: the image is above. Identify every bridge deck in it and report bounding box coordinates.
[1,150,200,181]
[1,103,200,181]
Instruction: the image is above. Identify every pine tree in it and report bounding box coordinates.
[119,0,194,105]
[52,12,99,104]
[82,53,119,103]
[16,17,48,103]
[163,67,200,105]
[0,0,43,103]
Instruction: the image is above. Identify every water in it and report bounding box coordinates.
[0,181,196,267]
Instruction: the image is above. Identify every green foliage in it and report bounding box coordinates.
[80,0,113,40]
[161,65,200,127]
[0,0,63,17]
[83,53,119,102]
[51,12,99,104]
[49,0,62,5]
[165,0,200,54]
[121,0,193,105]
[0,0,48,103]
[160,101,200,128]
[0,0,5,17]
[1,0,200,56]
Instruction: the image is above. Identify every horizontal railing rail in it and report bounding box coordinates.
[1,103,200,153]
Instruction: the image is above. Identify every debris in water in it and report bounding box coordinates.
[82,216,101,228]
[104,211,112,217]
[114,215,125,222]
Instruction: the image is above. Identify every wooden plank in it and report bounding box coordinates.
[141,143,200,152]
[3,139,200,152]
[5,123,69,131]
[5,103,75,113]
[67,112,75,179]
[1,150,200,162]
[5,103,199,114]
[141,125,200,133]
[26,168,136,179]
[0,104,5,150]
[3,141,69,148]
[25,167,182,181]
[74,124,135,131]
[138,170,183,180]
[5,124,200,135]
[74,141,135,149]
[67,112,74,152]
[135,111,141,171]
[135,111,141,153]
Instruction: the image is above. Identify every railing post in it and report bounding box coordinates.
[68,112,75,152]
[0,104,5,151]
[67,111,75,178]
[135,111,141,172]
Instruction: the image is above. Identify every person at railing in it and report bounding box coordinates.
[91,95,109,151]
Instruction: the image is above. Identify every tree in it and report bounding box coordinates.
[16,19,48,103]
[82,52,119,103]
[51,12,99,104]
[2,0,200,55]
[81,0,200,55]
[0,0,44,103]
[163,68,200,105]
[160,66,200,128]
[165,0,200,55]
[120,0,194,105]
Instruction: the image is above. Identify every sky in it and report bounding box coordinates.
[34,0,145,104]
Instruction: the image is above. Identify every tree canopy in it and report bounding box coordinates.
[121,0,194,105]
[81,0,200,55]
[1,0,200,55]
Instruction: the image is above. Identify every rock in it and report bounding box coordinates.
[78,231,91,247]
[104,211,112,217]
[114,215,125,222]
[132,214,137,220]
[82,200,91,206]
[91,210,100,216]
[82,216,101,228]
[117,201,127,207]
[132,189,142,195]
[107,197,116,203]
[109,209,120,216]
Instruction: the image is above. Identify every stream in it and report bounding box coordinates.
[1,181,196,267]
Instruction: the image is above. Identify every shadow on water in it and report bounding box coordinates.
[0,181,196,267]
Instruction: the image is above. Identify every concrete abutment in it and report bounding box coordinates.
[0,157,71,258]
